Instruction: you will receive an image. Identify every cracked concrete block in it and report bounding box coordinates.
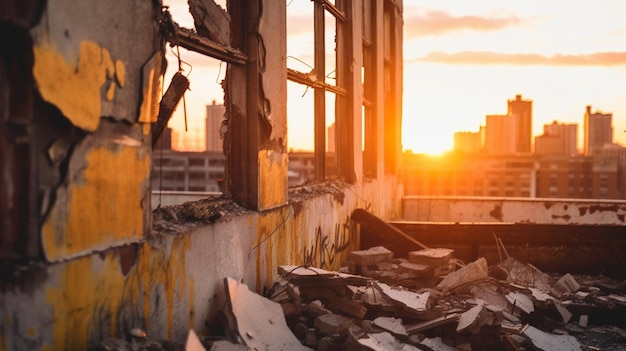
[223,277,310,350]
[436,257,488,293]
[552,273,581,296]
[506,291,535,314]
[348,246,393,266]
[314,313,352,336]
[373,317,407,337]
[408,248,454,266]
[522,325,581,351]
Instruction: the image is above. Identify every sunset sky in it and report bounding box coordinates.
[164,0,626,154]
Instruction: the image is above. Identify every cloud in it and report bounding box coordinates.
[405,9,522,38]
[410,51,626,66]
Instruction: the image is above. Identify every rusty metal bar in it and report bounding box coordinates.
[287,68,346,96]
[322,0,347,23]
[172,27,248,65]
[314,0,326,180]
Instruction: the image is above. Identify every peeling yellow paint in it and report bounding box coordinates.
[33,41,117,132]
[42,145,149,261]
[106,82,115,101]
[115,60,126,87]
[138,53,162,123]
[258,150,287,210]
[44,253,126,350]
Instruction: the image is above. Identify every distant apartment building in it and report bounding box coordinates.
[584,105,613,156]
[485,114,515,155]
[453,128,483,154]
[151,150,226,192]
[535,121,578,156]
[205,100,225,152]
[327,123,336,152]
[402,152,537,197]
[508,94,533,153]
[403,150,625,200]
[152,150,338,191]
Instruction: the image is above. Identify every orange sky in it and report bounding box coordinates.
[164,0,626,154]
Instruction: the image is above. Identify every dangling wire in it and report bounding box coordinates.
[173,45,190,132]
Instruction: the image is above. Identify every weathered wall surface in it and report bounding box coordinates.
[403,196,626,225]
[0,179,399,350]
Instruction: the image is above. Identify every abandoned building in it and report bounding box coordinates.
[1,0,625,350]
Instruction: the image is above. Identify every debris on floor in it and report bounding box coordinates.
[93,246,626,351]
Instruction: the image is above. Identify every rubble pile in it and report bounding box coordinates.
[94,246,626,351]
[263,247,626,351]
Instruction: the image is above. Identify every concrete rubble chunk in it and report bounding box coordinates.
[437,257,488,292]
[376,281,433,312]
[357,332,421,351]
[555,302,573,324]
[456,303,486,333]
[506,291,535,314]
[398,261,431,276]
[348,246,394,266]
[223,277,311,350]
[499,257,551,292]
[209,339,249,351]
[552,273,581,296]
[406,313,461,334]
[419,336,459,351]
[314,313,352,336]
[470,282,510,311]
[408,248,454,266]
[373,316,408,337]
[522,325,581,351]
[279,265,371,287]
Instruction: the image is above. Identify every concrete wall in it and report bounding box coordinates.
[0,0,405,349]
[403,196,626,225]
[1,179,400,350]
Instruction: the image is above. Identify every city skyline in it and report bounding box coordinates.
[162,0,626,154]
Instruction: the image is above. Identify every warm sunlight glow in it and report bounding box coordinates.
[163,0,626,153]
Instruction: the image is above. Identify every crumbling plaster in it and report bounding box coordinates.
[403,196,626,225]
[1,179,400,350]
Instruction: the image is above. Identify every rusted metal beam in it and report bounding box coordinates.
[322,0,347,23]
[314,0,326,180]
[287,68,346,96]
[173,27,247,65]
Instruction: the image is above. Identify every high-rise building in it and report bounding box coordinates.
[535,121,578,156]
[205,100,226,152]
[327,122,336,152]
[507,94,533,153]
[584,105,613,156]
[485,114,515,155]
[454,129,483,154]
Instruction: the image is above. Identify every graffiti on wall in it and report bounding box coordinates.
[302,216,352,269]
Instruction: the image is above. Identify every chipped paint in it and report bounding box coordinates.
[114,60,126,87]
[44,253,127,350]
[42,144,150,261]
[258,150,287,209]
[138,53,163,123]
[33,41,118,132]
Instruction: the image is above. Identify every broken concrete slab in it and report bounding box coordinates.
[279,265,371,287]
[499,257,551,292]
[437,257,488,293]
[348,246,394,266]
[408,248,454,266]
[376,281,433,313]
[506,291,535,314]
[314,313,352,336]
[522,325,581,351]
[357,332,420,351]
[208,340,249,351]
[419,336,458,351]
[373,317,408,337]
[552,273,581,297]
[456,303,485,334]
[185,330,206,351]
[555,303,573,324]
[405,313,461,334]
[223,277,311,350]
